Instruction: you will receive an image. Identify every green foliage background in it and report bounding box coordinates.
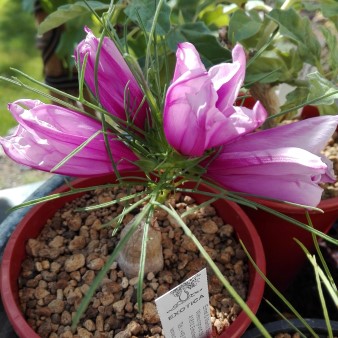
[0,0,45,136]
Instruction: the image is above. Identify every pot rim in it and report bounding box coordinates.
[0,173,266,338]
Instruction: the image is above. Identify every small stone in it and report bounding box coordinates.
[96,315,104,332]
[68,214,82,231]
[82,270,96,284]
[77,327,93,338]
[69,236,86,251]
[50,262,61,273]
[202,219,219,234]
[157,284,169,297]
[112,299,126,313]
[146,272,155,281]
[60,331,74,338]
[214,319,224,334]
[35,306,52,317]
[114,330,131,338]
[87,257,105,271]
[26,239,43,257]
[181,235,198,252]
[84,319,96,332]
[100,293,114,306]
[37,319,52,338]
[34,287,50,300]
[150,326,162,335]
[49,236,64,248]
[120,277,129,289]
[61,311,72,325]
[143,302,160,324]
[142,287,155,301]
[48,299,65,314]
[126,320,142,335]
[65,254,85,272]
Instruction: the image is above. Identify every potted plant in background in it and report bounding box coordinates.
[0,0,337,337]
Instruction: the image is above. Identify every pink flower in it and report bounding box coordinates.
[205,116,338,206]
[163,42,267,156]
[75,27,148,129]
[0,100,137,176]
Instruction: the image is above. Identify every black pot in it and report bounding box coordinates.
[242,318,338,337]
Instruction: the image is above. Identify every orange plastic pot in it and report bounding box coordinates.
[242,196,338,291]
[0,173,265,338]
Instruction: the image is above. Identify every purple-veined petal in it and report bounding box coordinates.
[75,27,147,129]
[164,42,267,156]
[209,44,246,112]
[204,116,338,206]
[207,172,325,207]
[172,42,206,82]
[0,100,138,176]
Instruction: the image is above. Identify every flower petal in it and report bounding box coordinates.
[164,42,267,156]
[204,116,338,206]
[0,100,137,176]
[209,44,246,112]
[75,27,147,128]
[172,42,206,82]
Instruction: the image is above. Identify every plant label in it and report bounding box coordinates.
[155,268,212,338]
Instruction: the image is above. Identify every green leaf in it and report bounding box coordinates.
[279,86,309,116]
[200,4,235,28]
[307,71,338,106]
[318,104,338,116]
[167,22,231,68]
[228,9,262,44]
[174,0,201,21]
[246,47,302,84]
[303,0,338,29]
[38,1,109,34]
[124,0,171,35]
[320,26,338,76]
[267,8,321,65]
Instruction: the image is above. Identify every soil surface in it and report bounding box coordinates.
[18,187,249,338]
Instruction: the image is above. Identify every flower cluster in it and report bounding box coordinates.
[1,28,337,207]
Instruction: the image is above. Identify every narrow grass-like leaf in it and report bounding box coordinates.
[137,208,153,312]
[267,90,338,121]
[264,299,308,338]
[156,203,272,338]
[294,239,338,308]
[100,195,151,228]
[305,212,337,293]
[72,203,152,329]
[50,130,102,172]
[76,191,148,211]
[241,239,319,337]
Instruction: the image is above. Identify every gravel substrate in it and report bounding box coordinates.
[18,186,249,338]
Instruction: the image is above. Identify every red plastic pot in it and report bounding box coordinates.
[242,196,338,291]
[0,173,265,338]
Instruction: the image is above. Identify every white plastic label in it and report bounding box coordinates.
[155,268,212,338]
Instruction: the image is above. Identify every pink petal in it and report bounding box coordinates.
[207,172,324,206]
[204,116,338,206]
[164,42,267,156]
[172,42,206,82]
[0,100,137,176]
[75,28,147,128]
[209,44,246,112]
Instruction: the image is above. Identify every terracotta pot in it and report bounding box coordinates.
[0,173,265,338]
[242,196,338,291]
[242,318,338,338]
